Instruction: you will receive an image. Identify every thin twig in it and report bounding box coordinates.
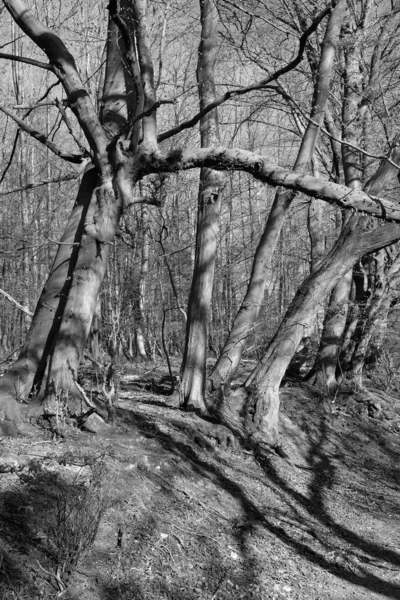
[0,172,79,196]
[0,288,33,317]
[158,4,332,142]
[0,105,85,163]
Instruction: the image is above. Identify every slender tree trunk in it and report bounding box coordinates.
[180,0,224,412]
[310,23,364,389]
[208,1,345,398]
[135,204,149,360]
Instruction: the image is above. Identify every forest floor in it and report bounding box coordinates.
[0,359,400,600]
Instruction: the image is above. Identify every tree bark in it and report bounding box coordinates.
[241,217,400,445]
[0,1,134,422]
[208,0,345,398]
[180,0,224,412]
[135,204,149,360]
[310,18,365,390]
[0,168,97,418]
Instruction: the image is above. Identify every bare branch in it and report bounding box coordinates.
[55,98,89,155]
[0,51,51,70]
[0,105,86,163]
[275,86,400,170]
[3,0,109,175]
[0,172,79,196]
[0,288,33,317]
[131,0,158,147]
[146,146,400,222]
[158,3,333,142]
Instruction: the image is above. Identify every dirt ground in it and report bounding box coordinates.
[0,361,399,600]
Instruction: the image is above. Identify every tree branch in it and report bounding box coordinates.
[146,146,400,222]
[158,3,333,142]
[0,288,33,317]
[0,172,79,196]
[0,51,52,70]
[131,0,158,147]
[274,85,400,170]
[3,0,110,175]
[0,105,86,163]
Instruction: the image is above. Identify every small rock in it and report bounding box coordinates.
[82,413,108,434]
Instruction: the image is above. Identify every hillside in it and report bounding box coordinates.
[0,362,399,600]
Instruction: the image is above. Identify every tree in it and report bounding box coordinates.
[0,0,399,448]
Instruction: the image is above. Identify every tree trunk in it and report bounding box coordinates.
[180,0,224,412]
[135,204,149,360]
[307,270,352,391]
[0,3,132,422]
[239,217,400,445]
[310,21,365,390]
[0,168,97,420]
[352,248,400,388]
[208,0,345,399]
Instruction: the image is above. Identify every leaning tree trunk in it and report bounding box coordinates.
[0,168,97,418]
[238,217,400,446]
[180,0,224,412]
[0,2,139,423]
[208,0,345,400]
[342,145,400,386]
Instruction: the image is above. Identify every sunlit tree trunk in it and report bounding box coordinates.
[0,2,135,421]
[135,204,149,360]
[310,20,364,390]
[241,218,400,445]
[180,0,224,412]
[208,0,345,402]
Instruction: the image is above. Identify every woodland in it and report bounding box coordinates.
[0,1,400,599]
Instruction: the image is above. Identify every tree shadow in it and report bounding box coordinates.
[109,403,400,600]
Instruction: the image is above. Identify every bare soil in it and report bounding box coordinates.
[0,361,399,600]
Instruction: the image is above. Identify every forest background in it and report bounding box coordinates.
[0,0,400,446]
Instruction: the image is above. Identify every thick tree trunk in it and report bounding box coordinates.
[352,248,400,388]
[307,270,352,391]
[208,0,345,399]
[239,217,400,445]
[0,3,134,423]
[42,189,116,414]
[180,0,223,412]
[0,169,97,420]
